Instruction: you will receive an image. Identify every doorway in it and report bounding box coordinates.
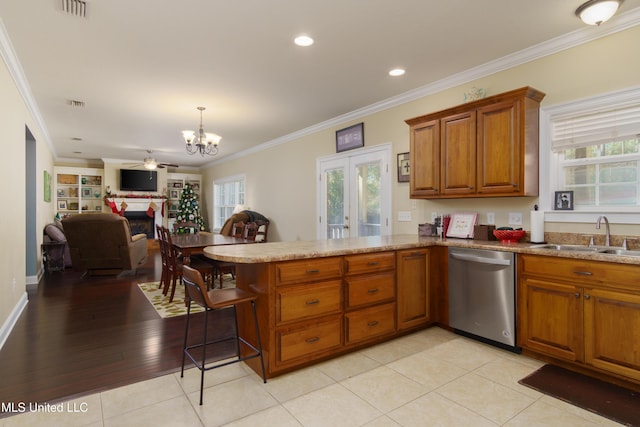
[317,144,391,239]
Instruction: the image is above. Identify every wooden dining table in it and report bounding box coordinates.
[170,233,249,265]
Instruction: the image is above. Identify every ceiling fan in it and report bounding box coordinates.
[126,150,179,170]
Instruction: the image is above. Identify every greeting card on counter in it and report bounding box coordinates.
[446,212,478,238]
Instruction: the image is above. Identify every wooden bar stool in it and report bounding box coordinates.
[180,265,266,405]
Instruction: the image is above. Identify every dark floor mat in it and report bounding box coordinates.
[519,364,640,426]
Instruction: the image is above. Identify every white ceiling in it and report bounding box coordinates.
[1,0,639,168]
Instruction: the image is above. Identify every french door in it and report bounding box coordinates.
[317,144,391,239]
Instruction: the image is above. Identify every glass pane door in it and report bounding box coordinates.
[318,145,390,239]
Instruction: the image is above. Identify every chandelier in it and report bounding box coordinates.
[182,106,222,156]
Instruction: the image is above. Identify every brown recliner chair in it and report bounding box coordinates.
[62,213,148,275]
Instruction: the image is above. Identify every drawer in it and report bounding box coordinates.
[345,251,395,275]
[346,303,396,345]
[277,316,342,364]
[520,254,640,289]
[277,280,342,324]
[346,272,395,308]
[276,257,343,285]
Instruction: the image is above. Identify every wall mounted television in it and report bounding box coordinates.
[119,169,158,192]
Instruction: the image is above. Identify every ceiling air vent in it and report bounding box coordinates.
[66,99,86,108]
[61,0,87,18]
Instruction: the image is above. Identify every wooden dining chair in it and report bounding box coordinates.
[162,226,215,302]
[214,221,246,288]
[156,224,169,291]
[243,222,259,241]
[180,265,266,405]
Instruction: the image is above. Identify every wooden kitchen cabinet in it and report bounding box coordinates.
[396,248,431,330]
[518,254,640,382]
[406,86,545,199]
[584,288,640,381]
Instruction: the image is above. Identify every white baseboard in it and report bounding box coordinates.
[0,292,28,351]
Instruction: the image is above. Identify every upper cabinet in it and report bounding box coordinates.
[405,86,545,199]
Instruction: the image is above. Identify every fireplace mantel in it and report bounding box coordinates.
[112,197,165,238]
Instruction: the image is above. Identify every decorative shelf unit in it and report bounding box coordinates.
[54,167,104,218]
[166,172,201,230]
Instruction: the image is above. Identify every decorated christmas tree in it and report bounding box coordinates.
[175,182,206,233]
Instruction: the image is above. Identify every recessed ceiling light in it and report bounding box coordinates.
[294,35,314,47]
[389,68,406,77]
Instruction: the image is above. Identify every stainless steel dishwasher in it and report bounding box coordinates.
[448,247,519,352]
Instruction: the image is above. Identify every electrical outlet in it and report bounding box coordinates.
[431,212,438,221]
[487,212,495,224]
[509,212,523,226]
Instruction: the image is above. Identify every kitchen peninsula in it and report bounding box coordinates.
[204,235,640,386]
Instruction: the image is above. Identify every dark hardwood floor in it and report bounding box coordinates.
[0,248,232,414]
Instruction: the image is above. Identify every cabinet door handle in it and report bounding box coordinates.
[584,294,591,300]
[306,299,320,305]
[575,292,581,298]
[573,270,593,276]
[306,337,320,344]
[306,269,320,274]
[367,288,379,294]
[367,321,379,327]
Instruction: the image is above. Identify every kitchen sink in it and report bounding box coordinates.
[529,244,603,252]
[600,249,640,257]
[529,244,640,257]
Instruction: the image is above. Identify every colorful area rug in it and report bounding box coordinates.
[138,282,203,318]
[519,364,640,426]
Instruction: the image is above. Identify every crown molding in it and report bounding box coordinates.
[0,18,55,157]
[207,7,640,167]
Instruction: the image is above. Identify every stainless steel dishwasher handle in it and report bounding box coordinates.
[450,252,512,266]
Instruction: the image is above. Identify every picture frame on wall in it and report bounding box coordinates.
[336,122,364,153]
[44,171,51,202]
[397,152,410,182]
[554,191,574,210]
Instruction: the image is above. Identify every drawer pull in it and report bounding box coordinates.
[306,269,320,274]
[306,299,320,305]
[367,321,379,327]
[367,288,379,294]
[573,270,593,276]
[367,261,380,266]
[306,337,320,344]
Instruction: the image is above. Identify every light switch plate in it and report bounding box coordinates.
[398,211,412,222]
[508,212,523,226]
[487,212,495,224]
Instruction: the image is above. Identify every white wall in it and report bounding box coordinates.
[0,52,54,346]
[201,25,640,242]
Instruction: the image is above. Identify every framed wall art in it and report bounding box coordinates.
[44,170,52,202]
[554,191,574,210]
[397,152,410,182]
[336,122,364,153]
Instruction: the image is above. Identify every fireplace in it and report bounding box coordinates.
[112,197,164,239]
[124,211,155,239]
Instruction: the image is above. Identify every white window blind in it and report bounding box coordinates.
[551,102,640,152]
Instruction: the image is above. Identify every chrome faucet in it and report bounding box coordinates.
[595,216,611,246]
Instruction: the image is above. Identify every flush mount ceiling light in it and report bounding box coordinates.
[575,0,623,25]
[294,35,314,46]
[389,68,406,77]
[182,107,222,157]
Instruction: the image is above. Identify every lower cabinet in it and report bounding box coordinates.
[396,248,431,330]
[518,254,640,382]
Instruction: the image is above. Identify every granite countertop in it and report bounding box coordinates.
[203,234,640,266]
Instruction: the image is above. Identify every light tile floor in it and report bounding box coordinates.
[1,328,623,427]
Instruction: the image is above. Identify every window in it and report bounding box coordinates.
[213,175,245,231]
[543,87,640,222]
